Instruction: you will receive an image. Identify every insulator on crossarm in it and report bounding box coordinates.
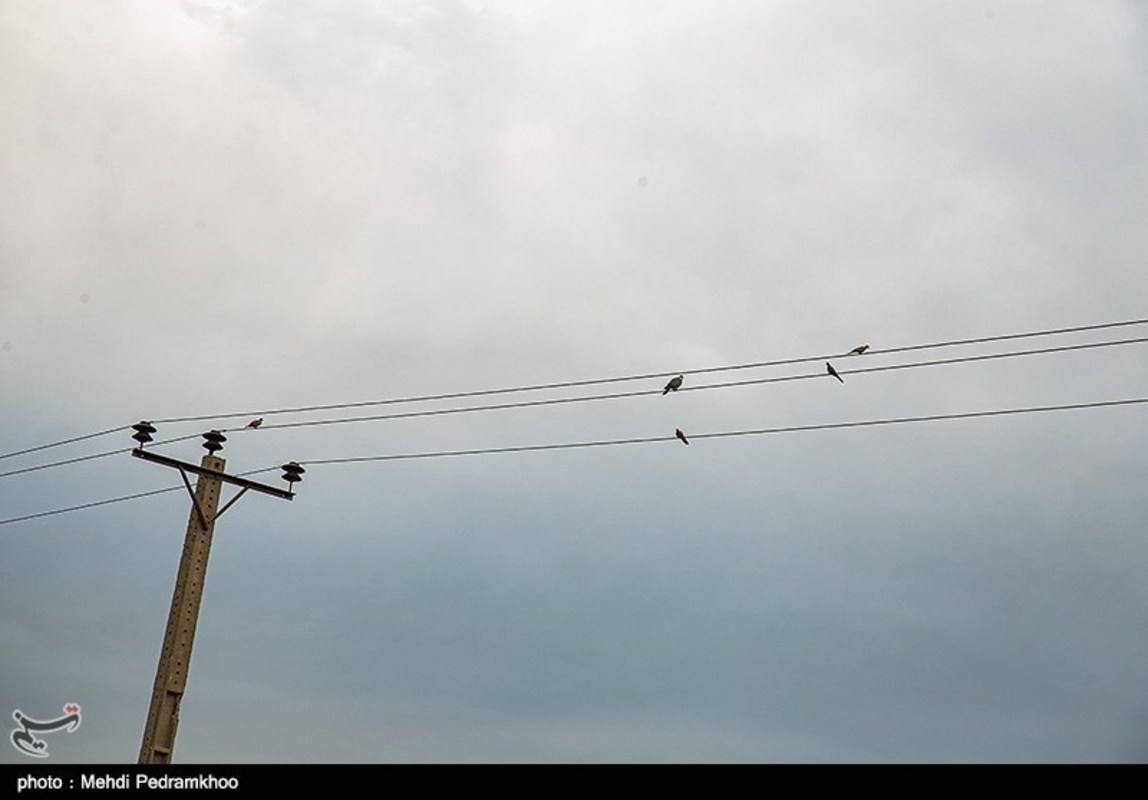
[281,462,305,491]
[202,430,227,453]
[132,421,157,447]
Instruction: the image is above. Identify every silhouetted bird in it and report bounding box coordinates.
[246,418,263,429]
[849,344,869,355]
[663,374,684,395]
[826,362,844,383]
[675,428,690,445]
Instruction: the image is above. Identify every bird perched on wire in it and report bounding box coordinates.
[246,417,263,429]
[826,362,844,383]
[663,374,684,395]
[675,428,690,445]
[848,344,869,355]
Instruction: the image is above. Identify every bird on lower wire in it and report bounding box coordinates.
[246,418,263,429]
[826,362,844,383]
[663,374,684,395]
[675,428,690,445]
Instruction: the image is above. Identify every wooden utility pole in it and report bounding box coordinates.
[131,425,303,764]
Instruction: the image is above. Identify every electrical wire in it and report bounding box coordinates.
[219,335,1148,433]
[2,334,1145,480]
[1,316,1146,466]
[4,395,1141,527]
[0,485,185,526]
[0,432,204,480]
[0,466,283,527]
[0,425,129,462]
[150,316,1148,425]
[298,397,1148,465]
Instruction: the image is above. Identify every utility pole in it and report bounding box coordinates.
[130,423,304,764]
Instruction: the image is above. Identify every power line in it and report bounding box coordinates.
[698,335,1148,392]
[2,334,1145,482]
[217,335,1148,433]
[0,466,280,527]
[2,316,1146,465]
[150,316,1148,425]
[291,397,1148,463]
[3,395,1143,527]
[0,485,185,526]
[696,396,1148,442]
[0,425,129,463]
[844,318,1148,358]
[0,446,133,480]
[0,432,204,480]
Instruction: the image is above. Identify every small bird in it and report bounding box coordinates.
[675,428,690,445]
[848,344,869,355]
[826,362,844,383]
[246,418,263,429]
[662,374,684,395]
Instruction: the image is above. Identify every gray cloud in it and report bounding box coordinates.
[2,0,1147,764]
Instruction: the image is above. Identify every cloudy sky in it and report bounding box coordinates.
[2,0,1147,763]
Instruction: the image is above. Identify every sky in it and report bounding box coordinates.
[2,0,1147,763]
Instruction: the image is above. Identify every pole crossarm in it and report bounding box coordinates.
[132,448,294,500]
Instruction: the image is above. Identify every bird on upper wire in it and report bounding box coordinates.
[246,418,264,429]
[663,374,684,395]
[826,362,844,383]
[675,428,690,445]
[848,344,869,355]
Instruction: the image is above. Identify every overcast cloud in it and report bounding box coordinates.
[2,0,1147,763]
